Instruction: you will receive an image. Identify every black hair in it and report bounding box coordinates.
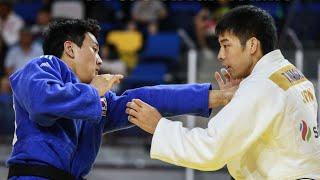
[42,18,100,58]
[215,5,277,55]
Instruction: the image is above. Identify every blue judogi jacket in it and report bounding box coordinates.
[7,55,211,179]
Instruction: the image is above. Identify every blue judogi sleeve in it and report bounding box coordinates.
[9,56,102,127]
[103,83,212,132]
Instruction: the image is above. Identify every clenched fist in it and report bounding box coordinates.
[90,74,123,96]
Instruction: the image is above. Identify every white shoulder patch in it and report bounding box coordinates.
[40,55,53,60]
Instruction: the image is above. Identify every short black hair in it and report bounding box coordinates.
[43,19,100,58]
[215,5,277,55]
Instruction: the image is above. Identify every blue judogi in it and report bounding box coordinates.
[7,55,211,179]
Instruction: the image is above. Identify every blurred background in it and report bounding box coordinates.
[0,0,319,179]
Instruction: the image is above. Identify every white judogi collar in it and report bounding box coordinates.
[251,49,285,76]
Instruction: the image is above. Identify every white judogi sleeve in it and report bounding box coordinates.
[150,79,285,171]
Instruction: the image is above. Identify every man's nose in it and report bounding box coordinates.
[217,49,225,62]
[96,54,102,66]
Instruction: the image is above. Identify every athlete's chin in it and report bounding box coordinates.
[231,71,248,79]
[231,73,241,79]
[229,71,238,78]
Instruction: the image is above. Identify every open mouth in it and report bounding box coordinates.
[223,65,231,71]
[225,66,231,71]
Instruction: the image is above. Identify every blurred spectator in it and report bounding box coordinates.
[131,0,167,34]
[31,7,51,44]
[85,1,120,23]
[0,0,25,47]
[106,21,143,71]
[194,8,212,50]
[194,1,230,59]
[193,8,216,60]
[4,27,43,75]
[212,0,231,22]
[100,43,127,76]
[0,75,14,135]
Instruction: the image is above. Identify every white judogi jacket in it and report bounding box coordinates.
[150,50,320,179]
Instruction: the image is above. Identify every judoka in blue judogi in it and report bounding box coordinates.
[5,19,234,180]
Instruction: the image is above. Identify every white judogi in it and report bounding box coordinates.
[150,50,320,179]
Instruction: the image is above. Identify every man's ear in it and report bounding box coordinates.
[63,41,75,58]
[246,37,259,55]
